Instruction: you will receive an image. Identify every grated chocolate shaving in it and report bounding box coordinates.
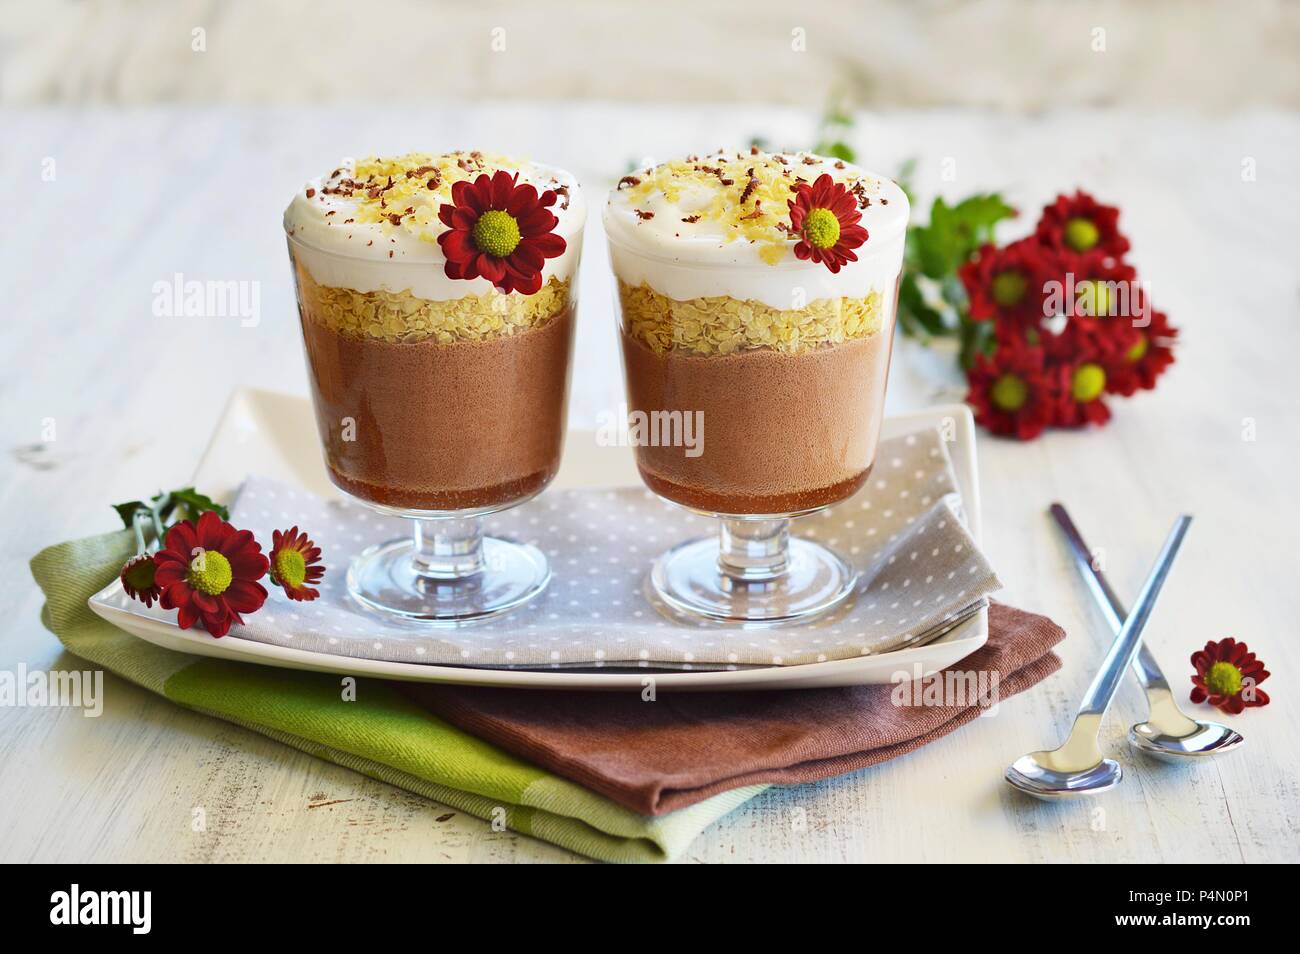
[681,214,701,223]
[634,209,654,221]
[618,175,641,190]
[739,168,759,205]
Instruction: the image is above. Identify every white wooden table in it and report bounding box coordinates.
[2,104,1297,863]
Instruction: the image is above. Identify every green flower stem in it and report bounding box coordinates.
[148,492,170,552]
[131,509,150,556]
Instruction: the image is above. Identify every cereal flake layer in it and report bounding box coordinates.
[295,264,570,345]
[619,281,882,356]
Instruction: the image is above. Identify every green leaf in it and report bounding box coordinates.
[905,192,1015,281]
[111,500,150,529]
[896,273,950,339]
[112,486,228,529]
[958,316,996,371]
[169,487,230,523]
[824,141,856,162]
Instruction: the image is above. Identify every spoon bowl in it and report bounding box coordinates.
[1004,516,1191,800]
[1128,720,1244,763]
[1005,753,1122,800]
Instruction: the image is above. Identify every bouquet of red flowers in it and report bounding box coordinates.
[896,189,1177,440]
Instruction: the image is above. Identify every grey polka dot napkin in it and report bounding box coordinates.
[226,427,1000,670]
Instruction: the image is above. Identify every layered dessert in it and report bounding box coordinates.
[284,152,584,511]
[605,149,908,515]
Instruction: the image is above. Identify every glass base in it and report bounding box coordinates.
[649,528,858,624]
[347,535,550,624]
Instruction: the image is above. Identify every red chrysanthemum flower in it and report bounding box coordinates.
[1035,250,1142,365]
[1099,308,1178,396]
[436,170,566,295]
[1190,637,1270,714]
[1040,308,1138,373]
[153,511,269,638]
[786,173,868,273]
[1053,357,1112,428]
[120,554,161,607]
[960,238,1057,327]
[1036,190,1130,261]
[269,526,325,602]
[1059,250,1138,322]
[966,341,1056,440]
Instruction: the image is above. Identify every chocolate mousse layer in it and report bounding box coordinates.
[300,304,574,511]
[621,324,893,515]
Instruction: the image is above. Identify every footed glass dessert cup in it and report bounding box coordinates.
[284,152,584,623]
[605,149,908,623]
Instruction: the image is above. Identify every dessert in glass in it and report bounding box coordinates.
[605,150,908,623]
[284,152,584,622]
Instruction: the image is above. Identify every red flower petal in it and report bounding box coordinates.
[202,609,233,638]
[451,178,485,215]
[476,254,507,283]
[489,170,516,209]
[153,560,186,587]
[176,603,198,630]
[507,183,539,216]
[509,269,543,295]
[440,229,473,262]
[512,241,545,272]
[525,232,566,258]
[228,551,269,580]
[224,579,268,614]
[164,521,197,556]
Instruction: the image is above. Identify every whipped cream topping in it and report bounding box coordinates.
[284,152,585,301]
[604,149,907,307]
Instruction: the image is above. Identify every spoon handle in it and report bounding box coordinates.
[1077,516,1192,718]
[1049,504,1171,692]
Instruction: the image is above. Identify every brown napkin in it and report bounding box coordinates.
[403,602,1064,816]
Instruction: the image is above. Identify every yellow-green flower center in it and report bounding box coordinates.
[1072,363,1106,402]
[803,207,841,250]
[123,557,156,591]
[472,210,522,258]
[1077,280,1112,317]
[1064,217,1100,252]
[274,548,308,590]
[188,549,233,596]
[992,270,1028,307]
[1126,334,1149,362]
[990,373,1029,412]
[1205,661,1243,697]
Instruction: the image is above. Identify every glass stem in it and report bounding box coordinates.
[410,516,486,579]
[717,517,791,583]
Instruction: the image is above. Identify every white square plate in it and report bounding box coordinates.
[89,388,988,690]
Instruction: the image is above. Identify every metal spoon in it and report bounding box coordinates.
[1050,504,1243,762]
[1005,515,1191,799]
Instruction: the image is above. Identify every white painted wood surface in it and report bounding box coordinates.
[1,104,1297,863]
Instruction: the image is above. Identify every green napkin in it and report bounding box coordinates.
[30,531,763,863]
